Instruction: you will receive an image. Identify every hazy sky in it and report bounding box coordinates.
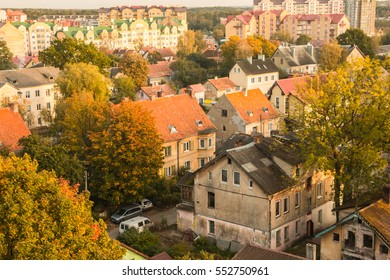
[1,0,252,9]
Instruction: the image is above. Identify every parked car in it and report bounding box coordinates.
[110,204,142,223]
[119,216,152,234]
[137,199,153,211]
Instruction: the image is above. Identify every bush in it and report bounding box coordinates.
[118,228,162,257]
[167,242,191,258]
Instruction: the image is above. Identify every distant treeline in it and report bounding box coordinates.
[23,9,98,20]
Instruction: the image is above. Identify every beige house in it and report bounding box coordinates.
[280,14,350,44]
[314,200,390,260]
[254,0,345,15]
[0,22,26,57]
[136,84,176,101]
[225,13,257,40]
[272,44,317,74]
[229,56,280,93]
[203,77,238,100]
[28,22,52,56]
[137,93,216,177]
[147,61,173,86]
[177,135,336,251]
[207,88,279,146]
[0,67,60,128]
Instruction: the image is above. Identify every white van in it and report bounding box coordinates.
[119,216,152,234]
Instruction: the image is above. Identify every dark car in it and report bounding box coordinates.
[110,204,142,223]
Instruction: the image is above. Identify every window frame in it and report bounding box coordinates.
[208,192,215,209]
[233,171,240,186]
[221,169,227,183]
[283,197,289,214]
[294,192,300,208]
[209,220,215,235]
[275,200,281,217]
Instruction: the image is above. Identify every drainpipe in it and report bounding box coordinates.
[177,139,181,178]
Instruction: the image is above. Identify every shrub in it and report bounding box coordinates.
[118,228,162,257]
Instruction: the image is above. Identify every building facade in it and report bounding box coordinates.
[344,0,376,36]
[254,0,345,15]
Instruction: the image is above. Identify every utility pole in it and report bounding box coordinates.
[84,171,88,191]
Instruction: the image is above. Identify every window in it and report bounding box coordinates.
[271,75,274,81]
[284,226,289,242]
[199,158,206,167]
[275,200,281,217]
[283,197,289,213]
[318,210,322,223]
[164,165,176,176]
[276,229,281,246]
[208,138,212,147]
[275,97,280,109]
[233,172,240,186]
[46,102,51,110]
[164,146,172,157]
[36,104,41,110]
[37,118,42,125]
[208,192,215,208]
[183,141,192,152]
[258,77,261,82]
[268,122,273,131]
[252,126,257,132]
[363,234,373,249]
[295,220,299,235]
[25,91,30,98]
[208,172,212,181]
[248,179,253,188]
[184,161,191,170]
[265,76,268,82]
[35,90,40,97]
[221,169,227,183]
[317,182,323,198]
[280,58,284,65]
[45,89,50,96]
[221,109,227,117]
[380,244,389,255]
[251,77,255,83]
[333,233,340,242]
[294,192,300,208]
[306,176,312,189]
[209,220,215,234]
[199,139,206,149]
[222,125,226,132]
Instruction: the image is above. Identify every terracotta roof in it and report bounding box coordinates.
[0,108,31,151]
[155,48,175,58]
[227,14,251,25]
[140,84,176,99]
[150,252,172,260]
[189,83,206,92]
[275,76,309,100]
[359,200,390,247]
[207,77,237,91]
[270,10,284,17]
[148,61,172,78]
[137,94,216,142]
[233,244,306,260]
[225,88,279,124]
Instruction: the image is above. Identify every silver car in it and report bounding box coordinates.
[110,204,142,223]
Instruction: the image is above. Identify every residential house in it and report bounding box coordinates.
[0,107,31,152]
[233,243,306,259]
[6,10,27,22]
[0,9,6,22]
[12,56,40,69]
[0,67,60,128]
[315,200,390,260]
[229,56,280,93]
[137,93,216,177]
[0,82,19,105]
[147,61,173,86]
[207,88,279,146]
[271,44,318,74]
[340,45,365,62]
[137,84,176,101]
[27,22,52,56]
[268,76,309,118]
[225,13,257,40]
[0,22,26,57]
[203,77,238,100]
[181,84,206,104]
[202,49,222,63]
[177,135,336,251]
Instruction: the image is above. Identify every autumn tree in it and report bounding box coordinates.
[317,41,343,72]
[39,37,112,73]
[296,58,390,220]
[56,62,111,101]
[246,35,278,58]
[118,52,148,90]
[271,30,294,44]
[295,34,312,45]
[170,59,208,88]
[89,102,164,205]
[19,135,84,185]
[0,40,16,70]
[337,28,376,58]
[112,76,136,103]
[220,35,241,74]
[0,155,124,259]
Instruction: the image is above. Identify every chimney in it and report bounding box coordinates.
[10,103,18,113]
[214,76,218,80]
[291,46,295,58]
[243,88,247,96]
[247,56,252,64]
[258,54,265,61]
[251,131,262,143]
[185,87,194,99]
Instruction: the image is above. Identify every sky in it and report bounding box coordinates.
[1,0,252,9]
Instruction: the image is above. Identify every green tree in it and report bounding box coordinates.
[0,155,124,259]
[118,228,162,257]
[39,37,112,73]
[0,40,16,70]
[271,30,294,44]
[56,62,111,101]
[296,58,390,220]
[19,135,84,186]
[112,76,136,103]
[220,35,241,74]
[295,34,312,45]
[89,102,164,205]
[212,24,225,44]
[317,41,343,72]
[337,28,376,58]
[170,59,207,88]
[118,52,148,90]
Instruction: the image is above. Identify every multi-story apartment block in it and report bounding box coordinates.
[345,0,376,36]
[254,0,345,15]
[98,6,187,26]
[0,22,26,57]
[0,67,60,128]
[225,13,257,40]
[0,9,6,22]
[280,14,350,44]
[177,135,336,251]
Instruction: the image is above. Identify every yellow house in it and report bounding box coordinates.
[0,21,26,57]
[137,93,216,177]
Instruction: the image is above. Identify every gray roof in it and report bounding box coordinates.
[0,67,59,88]
[235,58,279,75]
[255,137,302,166]
[233,244,306,260]
[377,45,390,55]
[273,45,316,67]
[215,132,254,156]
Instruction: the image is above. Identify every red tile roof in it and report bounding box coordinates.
[207,77,237,91]
[137,94,216,142]
[140,84,176,99]
[275,76,309,100]
[0,108,31,151]
[189,83,206,92]
[226,89,279,123]
[148,61,172,78]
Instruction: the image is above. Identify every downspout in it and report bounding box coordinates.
[177,138,181,178]
[268,195,272,247]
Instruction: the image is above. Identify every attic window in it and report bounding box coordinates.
[168,125,177,134]
[196,120,203,126]
[262,107,269,113]
[247,110,253,117]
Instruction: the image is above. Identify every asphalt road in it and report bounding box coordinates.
[108,206,176,239]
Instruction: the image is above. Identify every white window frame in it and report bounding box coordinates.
[199,139,206,149]
[317,181,323,198]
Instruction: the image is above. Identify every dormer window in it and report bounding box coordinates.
[195,120,203,126]
[168,125,177,134]
[247,110,253,117]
